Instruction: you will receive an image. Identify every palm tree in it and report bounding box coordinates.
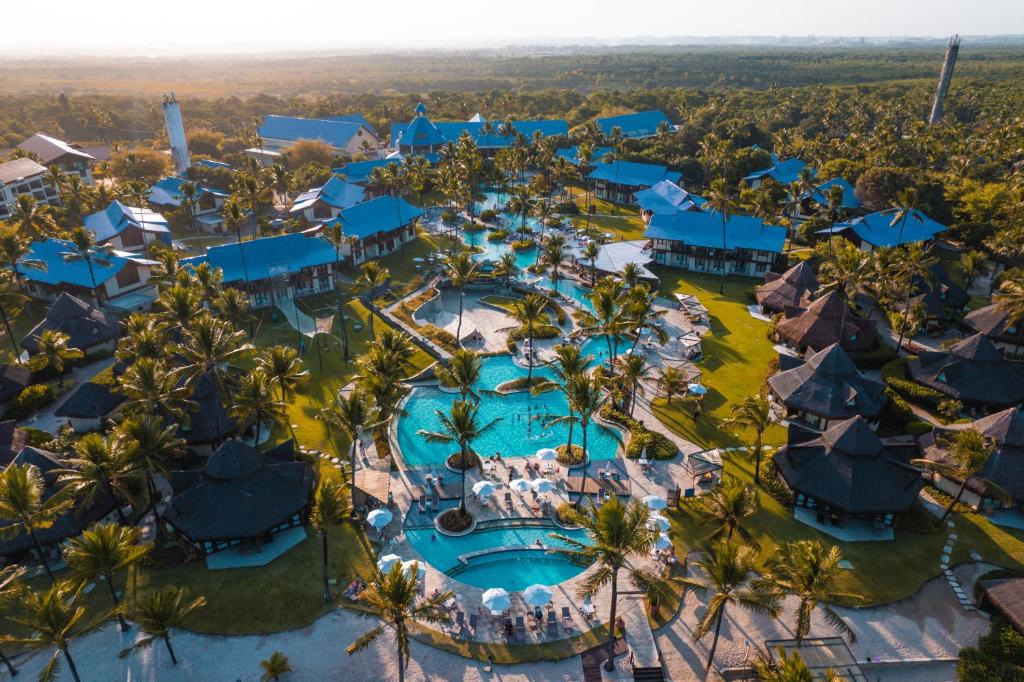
[191,261,223,302]
[231,368,286,445]
[893,243,937,355]
[889,188,924,247]
[119,586,207,666]
[575,278,629,370]
[531,344,594,454]
[542,233,566,280]
[63,522,151,631]
[657,366,687,404]
[212,287,255,337]
[29,329,84,386]
[179,180,198,231]
[435,348,487,401]
[504,294,548,382]
[913,428,1003,522]
[624,284,668,354]
[547,373,612,509]
[222,196,252,285]
[346,562,453,682]
[57,433,142,526]
[0,565,26,676]
[960,250,989,292]
[353,261,390,337]
[260,651,293,681]
[817,240,871,335]
[507,185,536,235]
[697,476,758,545]
[994,269,1024,357]
[156,283,203,331]
[114,413,187,531]
[0,224,45,285]
[309,478,348,603]
[9,193,57,241]
[548,496,671,671]
[615,353,650,417]
[2,579,107,682]
[581,241,601,287]
[258,345,309,403]
[115,314,169,364]
[0,270,31,362]
[761,540,859,645]
[318,388,380,504]
[61,227,115,292]
[724,394,773,485]
[704,179,737,294]
[269,163,292,206]
[755,646,841,682]
[419,400,501,513]
[493,251,520,287]
[0,463,72,583]
[443,251,479,346]
[233,170,269,237]
[676,538,780,670]
[985,226,1024,294]
[118,357,195,422]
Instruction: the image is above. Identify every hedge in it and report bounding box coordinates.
[554,200,579,215]
[850,344,898,370]
[880,356,945,408]
[4,383,56,420]
[479,209,498,223]
[486,229,510,242]
[906,420,934,437]
[510,239,535,251]
[599,406,677,460]
[508,324,561,341]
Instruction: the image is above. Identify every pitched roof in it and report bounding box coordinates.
[755,261,819,313]
[21,292,121,354]
[325,113,377,136]
[555,146,614,165]
[979,579,1024,632]
[907,333,1024,408]
[588,160,682,188]
[259,115,370,148]
[325,195,424,240]
[0,366,32,404]
[0,420,28,467]
[893,264,969,319]
[744,158,812,185]
[962,303,1022,343]
[20,238,156,291]
[806,177,862,210]
[594,110,672,139]
[55,381,125,418]
[163,439,314,543]
[0,157,48,184]
[635,180,705,215]
[180,232,338,284]
[645,210,787,253]
[776,291,877,353]
[147,176,227,208]
[390,117,568,149]
[768,344,888,420]
[17,133,95,164]
[83,200,169,241]
[773,417,923,514]
[289,176,366,214]
[178,371,237,444]
[836,209,947,248]
[338,158,401,184]
[584,240,657,280]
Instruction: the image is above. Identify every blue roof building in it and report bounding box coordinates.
[323,196,424,265]
[83,200,170,253]
[555,146,614,165]
[803,178,862,211]
[390,104,567,155]
[744,158,814,187]
[258,115,379,154]
[594,110,673,140]
[337,158,402,185]
[646,210,787,278]
[635,180,705,216]
[289,176,367,222]
[588,160,682,204]
[826,209,947,250]
[148,176,228,209]
[193,159,232,171]
[325,113,377,136]
[181,233,338,287]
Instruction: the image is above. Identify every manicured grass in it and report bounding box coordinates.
[649,267,786,449]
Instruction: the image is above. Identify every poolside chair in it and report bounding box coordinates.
[453,610,465,637]
[561,607,573,632]
[515,615,526,641]
[432,489,440,511]
[546,610,559,637]
[417,493,426,513]
[504,491,514,510]
[468,612,478,637]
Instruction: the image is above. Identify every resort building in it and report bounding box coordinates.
[593,110,673,139]
[289,175,367,223]
[773,417,923,530]
[55,381,125,432]
[645,210,786,277]
[588,160,682,205]
[322,195,423,266]
[917,407,1024,512]
[0,157,60,222]
[16,133,96,184]
[178,372,239,455]
[0,367,31,411]
[891,263,969,325]
[83,200,170,253]
[180,232,339,309]
[257,114,381,157]
[961,303,1022,349]
[555,145,613,167]
[21,292,121,358]
[337,158,402,188]
[163,439,315,558]
[827,208,947,251]
[148,176,228,233]
[635,180,705,219]
[775,291,877,354]
[743,157,812,188]
[802,177,862,211]
[754,261,819,314]
[19,238,158,311]
[573,239,658,283]
[907,333,1024,413]
[768,344,888,430]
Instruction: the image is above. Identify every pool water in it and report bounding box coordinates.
[396,355,621,468]
[406,523,592,590]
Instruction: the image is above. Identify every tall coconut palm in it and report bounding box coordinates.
[760,540,859,645]
[0,224,45,285]
[724,394,773,486]
[615,353,650,417]
[191,261,223,302]
[156,283,203,331]
[61,227,115,291]
[318,388,380,504]
[419,400,501,513]
[346,562,453,682]
[548,496,671,671]
[114,413,187,530]
[442,252,479,346]
[119,586,206,666]
[994,269,1024,357]
[29,329,83,386]
[697,475,758,545]
[179,180,198,231]
[230,368,286,446]
[657,366,687,404]
[546,373,613,510]
[893,243,937,355]
[222,196,252,283]
[504,294,548,382]
[435,348,489,401]
[985,226,1024,294]
[581,241,601,287]
[912,428,1004,523]
[542,233,567,280]
[817,239,871,335]
[353,261,390,337]
[493,251,520,287]
[2,579,107,682]
[676,538,780,670]
[0,565,26,676]
[0,270,31,363]
[9,194,57,241]
[118,357,195,422]
[115,313,169,365]
[212,287,255,337]
[309,478,348,603]
[56,433,142,526]
[624,283,668,354]
[269,163,292,206]
[507,185,536,235]
[755,647,841,682]
[960,250,989,292]
[63,522,151,631]
[531,344,594,454]
[257,345,309,403]
[575,277,629,370]
[704,179,737,295]
[260,651,293,681]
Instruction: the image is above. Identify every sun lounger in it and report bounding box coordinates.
[453,610,465,637]
[468,613,478,636]
[546,610,559,637]
[505,492,514,510]
[418,493,426,513]
[515,615,526,641]
[561,607,573,631]
[432,489,440,511]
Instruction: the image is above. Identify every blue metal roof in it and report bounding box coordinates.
[806,178,862,210]
[646,211,786,253]
[148,176,227,207]
[555,146,613,164]
[338,158,401,185]
[594,110,672,139]
[259,115,369,149]
[20,238,150,289]
[83,200,169,242]
[588,160,682,188]
[325,113,376,136]
[325,196,424,240]
[836,208,947,248]
[391,118,568,149]
[635,180,705,215]
[289,176,366,214]
[193,159,232,171]
[180,232,338,284]
[744,158,813,185]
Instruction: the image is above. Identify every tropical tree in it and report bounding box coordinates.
[575,277,629,370]
[912,428,1004,522]
[63,522,151,631]
[116,313,169,364]
[546,373,613,509]
[623,284,668,354]
[724,394,773,486]
[118,357,195,422]
[615,353,650,417]
[260,651,294,681]
[507,185,536,235]
[0,224,45,285]
[892,243,937,355]
[212,287,255,337]
[493,251,520,287]
[0,463,72,582]
[257,345,309,403]
[581,241,601,287]
[114,413,187,530]
[119,586,207,666]
[156,283,203,331]
[57,432,142,525]
[353,260,390,337]
[760,540,859,645]
[994,269,1024,356]
[754,646,841,682]
[309,478,349,603]
[541,233,566,279]
[0,270,31,362]
[179,179,198,231]
[435,348,488,401]
[676,538,780,670]
[346,562,453,682]
[191,261,223,302]
[231,368,286,445]
[704,179,738,294]
[0,565,26,676]
[318,388,380,504]
[442,251,479,346]
[418,400,501,513]
[531,344,594,454]
[504,294,548,382]
[29,329,84,385]
[2,579,107,682]
[657,366,687,404]
[61,227,115,290]
[960,250,989,292]
[549,496,672,671]
[9,193,58,240]
[697,476,758,545]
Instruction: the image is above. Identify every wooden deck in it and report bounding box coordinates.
[354,453,391,504]
[565,473,630,498]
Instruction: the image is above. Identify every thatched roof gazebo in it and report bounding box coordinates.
[775,291,877,354]
[755,261,819,314]
[962,303,1022,348]
[907,334,1024,411]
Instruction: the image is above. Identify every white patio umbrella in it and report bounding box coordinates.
[655,533,672,550]
[472,480,497,498]
[509,478,532,493]
[531,478,555,493]
[377,553,402,572]
[401,559,426,583]
[367,508,393,529]
[648,514,670,532]
[522,584,554,607]
[535,448,559,461]
[643,495,667,511]
[482,587,511,612]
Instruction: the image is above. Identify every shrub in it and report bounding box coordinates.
[906,420,934,437]
[599,406,677,460]
[556,444,585,465]
[497,376,549,393]
[437,508,473,533]
[850,344,898,370]
[760,460,794,506]
[508,324,561,341]
[420,324,459,353]
[486,229,510,242]
[463,221,486,233]
[510,239,535,251]
[888,376,945,408]
[555,503,581,526]
[880,357,909,382]
[479,209,498,223]
[554,200,579,215]
[957,618,1024,681]
[440,210,457,224]
[446,450,480,470]
[5,383,56,420]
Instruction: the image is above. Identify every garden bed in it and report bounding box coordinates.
[437,508,474,534]
[496,376,550,393]
[556,443,586,466]
[446,450,480,471]
[599,406,677,460]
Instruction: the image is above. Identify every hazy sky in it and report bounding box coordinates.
[8,0,1024,54]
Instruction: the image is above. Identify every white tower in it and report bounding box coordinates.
[162,92,191,174]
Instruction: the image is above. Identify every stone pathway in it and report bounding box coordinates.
[921,492,979,612]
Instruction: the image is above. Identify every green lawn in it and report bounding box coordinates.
[0,299,45,364]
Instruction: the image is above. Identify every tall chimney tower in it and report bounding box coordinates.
[929,35,961,125]
[162,92,191,174]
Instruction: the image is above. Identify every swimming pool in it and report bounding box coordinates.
[395,354,621,468]
[406,522,592,590]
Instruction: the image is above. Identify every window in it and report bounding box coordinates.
[116,265,140,288]
[755,262,767,273]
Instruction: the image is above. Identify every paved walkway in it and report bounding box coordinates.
[20,356,116,434]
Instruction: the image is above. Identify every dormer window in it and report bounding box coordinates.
[938,371,947,383]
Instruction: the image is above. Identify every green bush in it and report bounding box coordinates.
[479,209,498,223]
[486,229,510,242]
[600,406,677,460]
[463,221,486,233]
[957,618,1024,681]
[440,210,457,224]
[5,383,56,420]
[850,344,898,370]
[880,357,909,382]
[888,376,945,408]
[906,421,934,437]
[554,200,579,215]
[555,502,581,525]
[508,324,561,341]
[510,239,535,251]
[419,324,459,353]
